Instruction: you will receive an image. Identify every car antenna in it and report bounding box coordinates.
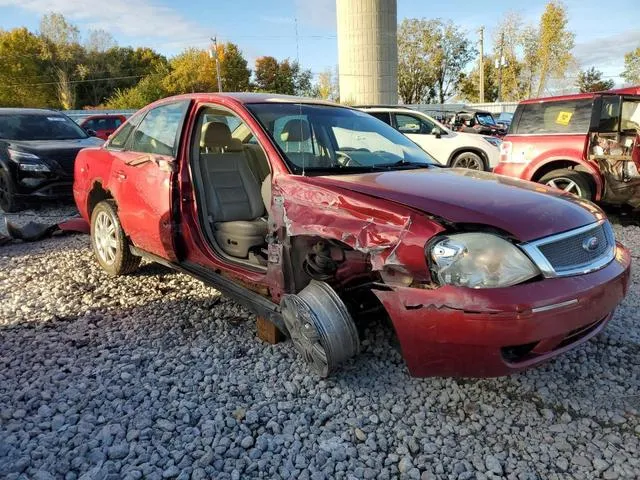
[295,16,305,176]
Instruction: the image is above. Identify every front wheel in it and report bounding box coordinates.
[0,168,20,212]
[538,169,595,201]
[450,152,486,171]
[90,200,141,276]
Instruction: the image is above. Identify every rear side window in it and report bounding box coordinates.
[513,99,593,134]
[130,101,190,156]
[108,112,144,149]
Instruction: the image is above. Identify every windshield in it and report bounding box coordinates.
[0,113,88,141]
[247,103,436,173]
[476,112,497,126]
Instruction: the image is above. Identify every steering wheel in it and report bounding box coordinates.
[336,150,360,167]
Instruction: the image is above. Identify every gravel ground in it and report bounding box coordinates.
[0,205,638,480]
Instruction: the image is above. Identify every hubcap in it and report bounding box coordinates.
[453,155,483,170]
[545,177,583,197]
[94,211,118,265]
[282,298,330,377]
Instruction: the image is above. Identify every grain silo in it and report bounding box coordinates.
[336,0,398,104]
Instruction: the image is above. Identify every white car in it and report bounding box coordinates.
[358,107,501,171]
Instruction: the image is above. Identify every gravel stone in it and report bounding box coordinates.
[0,205,639,480]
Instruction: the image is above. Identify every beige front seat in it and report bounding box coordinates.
[200,122,267,258]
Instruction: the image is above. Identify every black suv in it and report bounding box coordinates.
[0,109,103,212]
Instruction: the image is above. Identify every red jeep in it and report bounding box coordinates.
[73,93,630,378]
[495,87,640,207]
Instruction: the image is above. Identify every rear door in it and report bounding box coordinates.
[109,100,190,261]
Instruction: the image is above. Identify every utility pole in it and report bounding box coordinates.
[210,37,222,92]
[496,32,504,102]
[478,26,484,103]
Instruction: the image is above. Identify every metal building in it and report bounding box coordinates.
[336,0,398,105]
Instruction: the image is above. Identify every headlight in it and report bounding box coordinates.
[482,136,502,147]
[7,149,51,172]
[428,233,539,288]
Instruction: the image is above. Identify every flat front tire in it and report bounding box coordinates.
[90,200,140,276]
[538,169,595,201]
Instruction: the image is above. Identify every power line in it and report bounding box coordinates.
[4,74,145,88]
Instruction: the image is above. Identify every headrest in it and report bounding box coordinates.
[280,119,310,143]
[203,122,232,149]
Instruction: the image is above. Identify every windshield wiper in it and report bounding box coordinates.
[375,160,434,169]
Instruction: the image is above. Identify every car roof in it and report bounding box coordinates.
[0,108,63,116]
[159,92,341,107]
[520,85,640,105]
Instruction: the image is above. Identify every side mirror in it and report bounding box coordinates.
[431,127,442,139]
[85,129,97,137]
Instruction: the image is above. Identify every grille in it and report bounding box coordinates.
[538,223,609,271]
[520,221,616,278]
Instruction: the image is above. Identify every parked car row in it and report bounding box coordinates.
[0,90,634,379]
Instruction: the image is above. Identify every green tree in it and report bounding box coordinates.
[217,42,251,91]
[536,1,575,97]
[314,67,339,101]
[622,47,640,84]
[397,19,474,104]
[163,48,216,94]
[0,28,56,107]
[397,19,436,104]
[520,25,539,99]
[458,56,498,102]
[105,65,170,109]
[39,13,85,109]
[430,20,476,103]
[85,29,116,53]
[492,13,525,101]
[576,67,614,92]
[254,57,312,95]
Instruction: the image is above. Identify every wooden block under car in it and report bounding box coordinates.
[256,316,283,344]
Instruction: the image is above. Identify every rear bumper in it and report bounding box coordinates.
[373,243,631,377]
[493,162,530,180]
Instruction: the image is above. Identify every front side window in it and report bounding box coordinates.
[0,113,88,141]
[107,111,145,149]
[395,113,434,134]
[130,101,189,156]
[368,111,391,125]
[514,99,593,135]
[247,103,436,174]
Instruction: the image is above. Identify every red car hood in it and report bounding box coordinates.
[308,168,603,242]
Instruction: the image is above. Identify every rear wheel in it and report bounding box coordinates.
[0,168,20,213]
[538,169,594,200]
[91,200,141,276]
[450,151,486,171]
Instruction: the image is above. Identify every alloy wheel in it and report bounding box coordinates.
[94,210,118,265]
[452,154,483,170]
[545,177,583,197]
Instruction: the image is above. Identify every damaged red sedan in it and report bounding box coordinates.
[73,94,631,378]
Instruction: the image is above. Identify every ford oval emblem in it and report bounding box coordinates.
[582,236,599,252]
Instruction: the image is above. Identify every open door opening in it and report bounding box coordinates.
[189,105,272,269]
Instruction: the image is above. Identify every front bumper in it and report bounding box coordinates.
[373,243,631,377]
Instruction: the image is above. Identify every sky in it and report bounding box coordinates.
[0,0,638,87]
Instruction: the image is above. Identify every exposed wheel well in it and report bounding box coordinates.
[87,182,113,217]
[448,148,488,170]
[531,160,593,182]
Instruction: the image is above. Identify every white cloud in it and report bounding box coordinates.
[573,29,640,75]
[0,0,209,44]
[295,0,335,29]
